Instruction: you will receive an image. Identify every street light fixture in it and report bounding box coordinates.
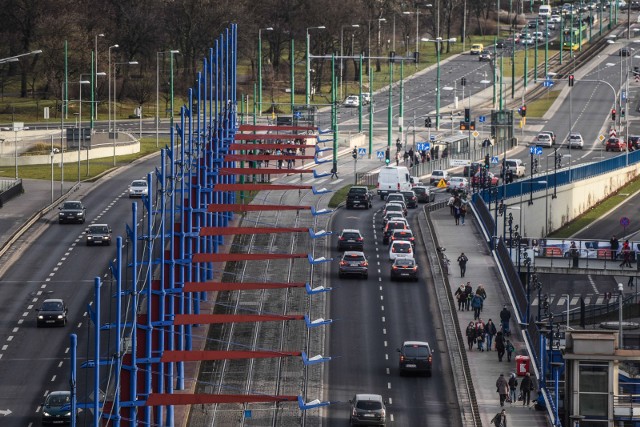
[422,37,456,130]
[156,50,179,149]
[107,44,119,134]
[0,49,42,65]
[112,61,138,167]
[340,24,360,100]
[306,26,326,105]
[94,33,104,121]
[258,27,274,115]
[618,282,624,349]
[403,4,432,67]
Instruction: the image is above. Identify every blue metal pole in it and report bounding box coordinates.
[130,203,138,427]
[114,237,123,427]
[176,105,186,391]
[157,153,166,424]
[94,277,101,427]
[167,124,176,424]
[144,172,153,425]
[70,334,77,427]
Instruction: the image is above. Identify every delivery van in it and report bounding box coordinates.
[377,166,412,199]
[538,5,551,17]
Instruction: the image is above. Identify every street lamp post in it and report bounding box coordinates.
[403,4,432,67]
[112,61,138,167]
[422,37,456,130]
[156,50,179,150]
[340,24,359,100]
[77,79,90,183]
[367,18,386,74]
[258,27,273,116]
[94,33,104,121]
[618,282,624,348]
[108,44,119,134]
[306,26,326,105]
[80,72,105,176]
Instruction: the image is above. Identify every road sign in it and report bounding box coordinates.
[478,115,486,123]
[416,142,431,151]
[472,131,479,138]
[450,159,471,166]
[598,134,605,142]
[376,150,385,159]
[622,90,627,102]
[529,146,543,155]
[293,111,302,119]
[437,179,448,188]
[491,156,499,164]
[620,217,630,228]
[358,148,366,156]
[542,79,554,87]
[429,135,436,141]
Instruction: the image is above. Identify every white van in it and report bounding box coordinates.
[538,5,552,17]
[377,166,412,199]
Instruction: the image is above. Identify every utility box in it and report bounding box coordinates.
[515,355,530,376]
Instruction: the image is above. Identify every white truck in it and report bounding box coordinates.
[377,166,413,200]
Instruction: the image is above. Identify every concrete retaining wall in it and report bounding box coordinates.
[0,141,141,167]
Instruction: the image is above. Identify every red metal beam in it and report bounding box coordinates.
[192,252,308,263]
[145,393,298,406]
[229,143,315,151]
[173,313,305,325]
[199,226,308,236]
[238,124,315,132]
[160,350,302,362]
[234,134,315,140]
[224,154,315,161]
[218,167,314,175]
[212,184,312,191]
[183,281,306,292]
[206,204,311,212]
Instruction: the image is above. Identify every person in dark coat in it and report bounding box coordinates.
[464,282,473,311]
[496,374,509,407]
[500,305,511,336]
[495,331,506,361]
[520,372,535,406]
[485,319,497,351]
[466,321,476,351]
[458,252,468,277]
[491,409,507,426]
[610,235,619,260]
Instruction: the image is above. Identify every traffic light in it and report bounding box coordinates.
[461,77,467,87]
[425,117,432,128]
[469,121,476,131]
[464,108,470,123]
[413,51,420,64]
[484,154,490,167]
[521,105,527,117]
[568,74,575,87]
[621,109,626,119]
[612,109,616,121]
[385,147,390,164]
[352,148,357,159]
[389,51,396,63]
[459,121,468,130]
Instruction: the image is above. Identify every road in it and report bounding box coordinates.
[324,199,460,426]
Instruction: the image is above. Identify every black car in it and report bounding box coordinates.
[390,257,419,281]
[58,200,86,224]
[620,47,631,57]
[398,340,433,376]
[412,186,435,203]
[42,391,74,425]
[338,251,369,279]
[463,162,483,177]
[389,229,416,247]
[478,50,492,62]
[400,190,418,208]
[628,135,640,150]
[349,394,386,426]
[495,40,506,49]
[346,186,372,209]
[337,229,364,251]
[36,298,68,327]
[86,224,112,246]
[383,220,408,244]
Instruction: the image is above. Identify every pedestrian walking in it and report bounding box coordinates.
[496,373,509,407]
[475,318,486,351]
[454,284,466,311]
[610,235,620,260]
[330,163,339,179]
[569,241,579,268]
[454,205,461,225]
[460,204,467,225]
[477,284,487,311]
[466,321,476,351]
[447,195,455,215]
[621,240,632,268]
[464,282,473,311]
[629,276,635,288]
[520,372,535,406]
[458,252,468,277]
[495,331,506,362]
[506,339,515,362]
[471,293,483,320]
[485,319,497,351]
[491,409,507,427]
[508,373,518,404]
[500,305,511,336]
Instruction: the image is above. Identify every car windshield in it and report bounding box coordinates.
[387,222,406,230]
[356,401,382,410]
[395,258,415,267]
[569,134,581,140]
[385,205,403,211]
[63,202,82,210]
[131,181,147,188]
[89,226,109,234]
[342,232,361,239]
[403,345,430,357]
[42,301,63,311]
[393,231,413,239]
[344,254,365,262]
[393,243,411,252]
[47,394,70,406]
[413,187,426,194]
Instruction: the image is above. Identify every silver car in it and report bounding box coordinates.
[566,133,584,149]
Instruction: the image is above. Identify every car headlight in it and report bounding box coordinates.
[57,315,63,319]
[87,236,93,240]
[64,411,71,416]
[43,410,52,416]
[38,315,44,319]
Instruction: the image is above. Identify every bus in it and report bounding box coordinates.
[562,23,588,50]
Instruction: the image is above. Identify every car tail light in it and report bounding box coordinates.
[428,355,432,364]
[391,247,397,253]
[356,237,363,241]
[361,262,368,266]
[352,408,357,416]
[412,266,418,271]
[399,355,405,362]
[339,236,345,240]
[340,261,347,266]
[392,265,398,270]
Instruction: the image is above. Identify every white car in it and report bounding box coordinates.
[566,133,584,149]
[534,133,553,148]
[128,179,149,198]
[361,93,371,105]
[504,159,526,177]
[550,14,562,23]
[389,240,414,261]
[343,95,360,108]
[447,177,469,192]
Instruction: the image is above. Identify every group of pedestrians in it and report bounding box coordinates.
[495,372,536,408]
[447,193,468,226]
[454,281,482,313]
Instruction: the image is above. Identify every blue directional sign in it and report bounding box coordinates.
[293,111,302,119]
[529,146,543,155]
[491,156,499,164]
[478,115,486,123]
[376,150,385,159]
[621,90,627,102]
[429,135,436,141]
[542,79,554,87]
[358,147,366,156]
[416,142,431,151]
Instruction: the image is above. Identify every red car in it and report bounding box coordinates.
[605,137,627,152]
[471,171,499,187]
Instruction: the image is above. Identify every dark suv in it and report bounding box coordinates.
[349,393,386,426]
[337,229,364,251]
[412,186,434,203]
[346,186,372,209]
[397,340,433,376]
[36,299,68,327]
[86,224,112,246]
[58,201,86,224]
[400,190,418,208]
[339,251,369,279]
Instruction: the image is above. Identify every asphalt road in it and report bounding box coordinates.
[325,200,461,426]
[0,154,158,426]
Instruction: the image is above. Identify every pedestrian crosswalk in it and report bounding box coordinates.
[530,294,616,308]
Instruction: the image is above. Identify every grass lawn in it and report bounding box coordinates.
[525,90,560,118]
[501,48,559,79]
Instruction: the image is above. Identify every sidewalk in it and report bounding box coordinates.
[430,207,550,427]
